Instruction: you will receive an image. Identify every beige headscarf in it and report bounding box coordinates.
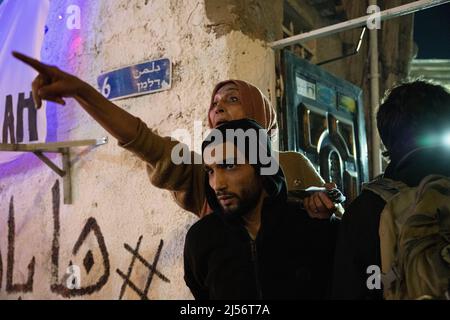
[208,80,278,136]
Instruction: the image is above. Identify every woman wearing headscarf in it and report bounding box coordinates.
[13,52,336,218]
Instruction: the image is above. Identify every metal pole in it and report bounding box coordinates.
[270,0,449,49]
[369,0,382,178]
[62,148,72,205]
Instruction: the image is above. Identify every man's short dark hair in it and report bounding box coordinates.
[201,118,285,199]
[377,79,450,160]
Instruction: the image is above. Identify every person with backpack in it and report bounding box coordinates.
[332,80,450,300]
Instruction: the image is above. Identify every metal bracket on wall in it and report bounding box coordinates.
[0,137,108,205]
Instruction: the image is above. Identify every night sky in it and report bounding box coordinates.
[414,2,450,59]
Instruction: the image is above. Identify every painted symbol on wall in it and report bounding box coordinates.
[50,180,110,297]
[5,196,35,294]
[0,180,173,299]
[116,236,170,300]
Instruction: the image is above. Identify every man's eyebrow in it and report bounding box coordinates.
[225,87,239,92]
[204,164,213,171]
[223,157,238,164]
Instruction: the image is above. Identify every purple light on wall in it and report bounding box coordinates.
[0,0,49,176]
[1,0,91,179]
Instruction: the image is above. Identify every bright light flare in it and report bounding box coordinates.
[444,132,450,147]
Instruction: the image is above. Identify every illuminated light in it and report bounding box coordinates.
[444,132,450,147]
[58,15,63,20]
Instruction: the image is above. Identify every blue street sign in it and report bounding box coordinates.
[97,58,171,100]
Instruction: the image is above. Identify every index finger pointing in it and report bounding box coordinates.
[12,51,50,74]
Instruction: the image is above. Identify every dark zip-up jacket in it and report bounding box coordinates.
[183,196,338,299]
[184,119,338,299]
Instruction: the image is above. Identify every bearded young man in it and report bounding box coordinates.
[184,119,338,300]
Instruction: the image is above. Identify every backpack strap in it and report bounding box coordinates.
[361,175,408,293]
[415,174,450,198]
[362,175,409,203]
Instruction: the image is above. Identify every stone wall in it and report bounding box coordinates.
[0,0,278,299]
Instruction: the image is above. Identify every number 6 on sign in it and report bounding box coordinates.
[101,77,111,98]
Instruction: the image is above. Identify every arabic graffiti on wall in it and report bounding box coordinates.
[0,180,170,298]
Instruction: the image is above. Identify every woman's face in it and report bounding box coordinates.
[209,83,247,128]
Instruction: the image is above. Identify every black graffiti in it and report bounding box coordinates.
[116,237,170,300]
[2,91,38,144]
[1,180,170,299]
[2,95,14,143]
[6,196,36,293]
[50,180,110,297]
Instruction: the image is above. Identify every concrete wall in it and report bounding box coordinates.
[0,0,278,299]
